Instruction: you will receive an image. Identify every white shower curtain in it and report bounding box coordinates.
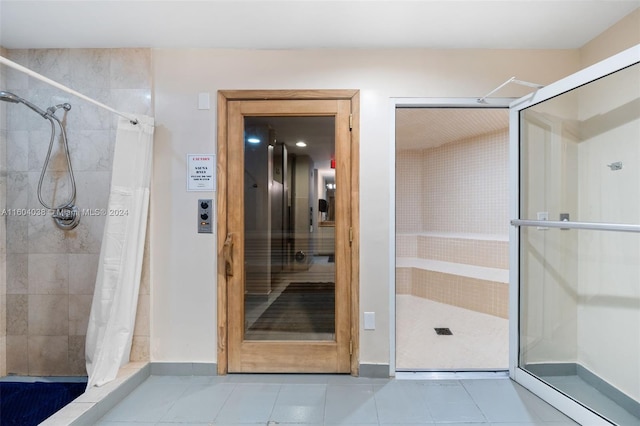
[85,115,154,389]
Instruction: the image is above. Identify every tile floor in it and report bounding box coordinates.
[95,374,578,425]
[396,295,509,370]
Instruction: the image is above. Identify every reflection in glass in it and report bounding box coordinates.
[243,116,336,341]
[519,63,639,424]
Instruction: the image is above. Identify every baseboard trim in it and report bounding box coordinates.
[525,362,639,418]
[524,362,577,377]
[359,363,390,378]
[576,364,640,419]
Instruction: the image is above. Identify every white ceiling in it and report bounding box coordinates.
[0,1,638,50]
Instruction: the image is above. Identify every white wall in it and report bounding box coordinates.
[151,48,579,365]
[576,63,640,401]
[577,12,640,400]
[580,7,640,68]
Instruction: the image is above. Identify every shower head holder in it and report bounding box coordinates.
[52,205,81,230]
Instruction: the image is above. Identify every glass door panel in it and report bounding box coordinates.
[516,59,640,424]
[243,116,337,341]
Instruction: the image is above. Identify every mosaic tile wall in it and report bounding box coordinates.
[2,48,152,376]
[396,129,509,317]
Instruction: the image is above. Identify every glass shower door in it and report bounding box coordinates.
[511,46,640,425]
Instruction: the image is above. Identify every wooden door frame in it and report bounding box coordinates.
[216,89,360,375]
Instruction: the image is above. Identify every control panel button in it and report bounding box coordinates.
[198,199,213,234]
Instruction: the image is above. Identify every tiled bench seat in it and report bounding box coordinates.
[396,233,509,318]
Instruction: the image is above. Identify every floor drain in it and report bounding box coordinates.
[434,327,453,335]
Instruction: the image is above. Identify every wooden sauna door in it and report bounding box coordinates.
[217,91,360,374]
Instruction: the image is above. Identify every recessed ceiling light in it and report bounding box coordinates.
[296,141,307,147]
[247,137,260,144]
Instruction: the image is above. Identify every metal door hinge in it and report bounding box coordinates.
[349,340,353,356]
[349,114,353,130]
[349,227,353,244]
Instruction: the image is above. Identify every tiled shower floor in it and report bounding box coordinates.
[396,294,509,370]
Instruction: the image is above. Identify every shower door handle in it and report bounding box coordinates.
[223,232,234,277]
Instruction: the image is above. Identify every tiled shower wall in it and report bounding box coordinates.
[1,46,8,376]
[1,48,152,376]
[396,129,509,317]
[396,129,509,249]
[421,129,509,236]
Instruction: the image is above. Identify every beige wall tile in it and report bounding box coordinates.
[69,294,93,336]
[6,253,28,294]
[395,234,417,258]
[7,294,28,335]
[0,293,5,339]
[28,253,69,294]
[4,48,153,376]
[69,49,111,89]
[1,58,6,373]
[110,48,152,90]
[395,150,423,233]
[409,268,507,318]
[421,129,509,235]
[396,126,510,326]
[395,268,411,294]
[68,335,87,376]
[6,335,28,375]
[416,236,508,269]
[139,231,151,296]
[130,335,150,362]
[133,294,150,337]
[29,295,69,335]
[28,335,69,376]
[0,336,6,376]
[27,212,69,253]
[68,254,100,295]
[6,216,27,254]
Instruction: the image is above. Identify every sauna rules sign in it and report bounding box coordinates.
[187,154,215,191]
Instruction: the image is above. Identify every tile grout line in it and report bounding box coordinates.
[266,382,283,424]
[459,379,490,424]
[212,380,238,424]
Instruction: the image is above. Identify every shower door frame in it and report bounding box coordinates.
[508,44,640,425]
[389,97,514,376]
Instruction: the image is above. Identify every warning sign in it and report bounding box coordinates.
[187,154,215,191]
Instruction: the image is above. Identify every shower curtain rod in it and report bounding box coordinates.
[0,55,139,125]
[477,76,545,104]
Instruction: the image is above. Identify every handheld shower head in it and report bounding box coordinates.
[0,90,49,118]
[0,90,21,103]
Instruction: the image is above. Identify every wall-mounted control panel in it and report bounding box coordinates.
[198,199,213,233]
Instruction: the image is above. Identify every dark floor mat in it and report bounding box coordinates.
[0,381,86,426]
[249,282,335,333]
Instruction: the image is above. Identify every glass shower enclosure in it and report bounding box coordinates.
[510,45,639,425]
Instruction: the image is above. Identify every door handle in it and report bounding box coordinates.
[223,233,234,277]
